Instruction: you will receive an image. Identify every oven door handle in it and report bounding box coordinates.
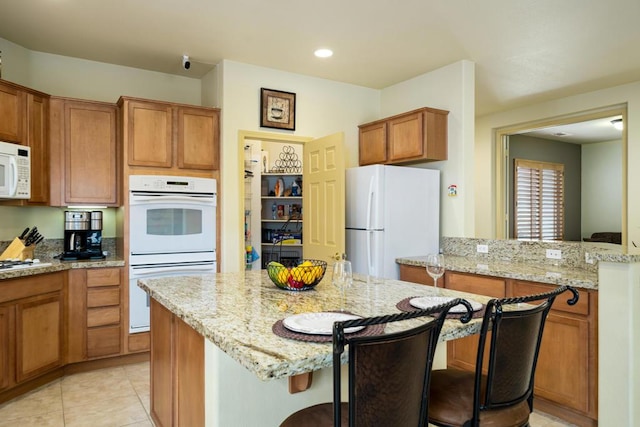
[131,265,215,276]
[130,195,215,205]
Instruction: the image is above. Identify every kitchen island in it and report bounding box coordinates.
[138,270,490,427]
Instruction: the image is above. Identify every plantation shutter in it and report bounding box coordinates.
[514,159,564,240]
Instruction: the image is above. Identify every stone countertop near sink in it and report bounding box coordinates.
[138,270,490,381]
[0,256,125,280]
[397,255,598,290]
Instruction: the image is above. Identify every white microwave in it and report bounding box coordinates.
[0,141,30,199]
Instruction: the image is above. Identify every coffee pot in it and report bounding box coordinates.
[61,211,105,260]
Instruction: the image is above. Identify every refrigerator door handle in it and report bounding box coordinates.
[366,176,375,230]
[367,230,373,276]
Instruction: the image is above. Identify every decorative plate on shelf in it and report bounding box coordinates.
[282,312,364,335]
[409,296,483,313]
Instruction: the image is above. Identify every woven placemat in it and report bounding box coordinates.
[272,318,385,343]
[396,297,486,319]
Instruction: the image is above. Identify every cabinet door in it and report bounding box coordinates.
[151,299,174,427]
[177,106,219,170]
[0,83,25,143]
[0,305,14,391]
[445,272,506,372]
[15,292,63,383]
[26,93,49,204]
[399,264,444,287]
[63,101,118,205]
[510,280,595,417]
[174,313,204,426]
[358,121,387,165]
[126,100,173,168]
[387,111,424,163]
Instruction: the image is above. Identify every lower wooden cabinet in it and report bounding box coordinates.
[67,267,123,362]
[399,266,598,426]
[0,305,14,392]
[0,272,64,395]
[15,293,64,383]
[151,298,204,427]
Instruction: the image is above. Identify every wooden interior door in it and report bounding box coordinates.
[303,132,345,263]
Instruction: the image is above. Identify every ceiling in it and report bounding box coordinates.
[520,116,623,144]
[1,0,639,117]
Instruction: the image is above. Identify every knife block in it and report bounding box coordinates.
[0,237,35,261]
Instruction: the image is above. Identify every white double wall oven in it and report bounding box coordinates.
[128,175,217,333]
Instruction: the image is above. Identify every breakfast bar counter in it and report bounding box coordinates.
[138,270,489,426]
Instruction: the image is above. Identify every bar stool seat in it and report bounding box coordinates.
[429,369,530,427]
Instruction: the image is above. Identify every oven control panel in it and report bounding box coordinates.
[129,175,216,195]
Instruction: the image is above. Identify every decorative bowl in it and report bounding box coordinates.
[267,260,327,291]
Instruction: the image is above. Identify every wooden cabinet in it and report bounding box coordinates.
[49,97,119,206]
[119,97,220,173]
[15,292,64,383]
[444,272,506,372]
[0,81,50,205]
[398,264,444,287]
[399,267,598,426]
[0,305,14,392]
[509,280,597,425]
[25,92,49,204]
[0,81,25,143]
[358,107,448,166]
[151,298,204,427]
[67,267,123,362]
[0,272,64,394]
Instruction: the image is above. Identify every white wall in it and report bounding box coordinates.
[214,60,380,272]
[581,140,623,237]
[475,80,640,248]
[381,60,476,238]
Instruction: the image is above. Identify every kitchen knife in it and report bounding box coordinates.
[34,236,45,246]
[24,227,38,242]
[25,232,41,246]
[19,227,30,240]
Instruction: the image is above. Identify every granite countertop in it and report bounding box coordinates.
[138,270,490,381]
[397,255,598,290]
[0,256,126,280]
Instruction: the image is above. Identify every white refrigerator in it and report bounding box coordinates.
[345,164,440,279]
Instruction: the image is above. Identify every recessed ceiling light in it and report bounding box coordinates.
[314,48,333,58]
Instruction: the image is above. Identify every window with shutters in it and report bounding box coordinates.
[514,159,564,240]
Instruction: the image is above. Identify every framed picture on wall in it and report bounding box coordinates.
[260,88,296,130]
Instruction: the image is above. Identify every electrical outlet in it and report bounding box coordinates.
[546,249,562,260]
[477,244,489,254]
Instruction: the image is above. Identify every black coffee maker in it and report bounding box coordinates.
[61,211,105,260]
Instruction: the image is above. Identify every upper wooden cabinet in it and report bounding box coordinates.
[0,81,25,143]
[0,81,50,205]
[25,93,50,204]
[119,97,220,174]
[358,107,448,166]
[49,97,120,206]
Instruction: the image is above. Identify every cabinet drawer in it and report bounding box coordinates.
[87,306,120,327]
[86,268,121,287]
[87,326,121,358]
[510,280,590,316]
[87,288,120,308]
[445,272,506,298]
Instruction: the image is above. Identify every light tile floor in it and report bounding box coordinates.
[0,361,576,426]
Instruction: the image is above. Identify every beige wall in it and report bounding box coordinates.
[212,60,381,272]
[475,80,640,249]
[582,140,623,238]
[381,60,476,238]
[0,37,204,241]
